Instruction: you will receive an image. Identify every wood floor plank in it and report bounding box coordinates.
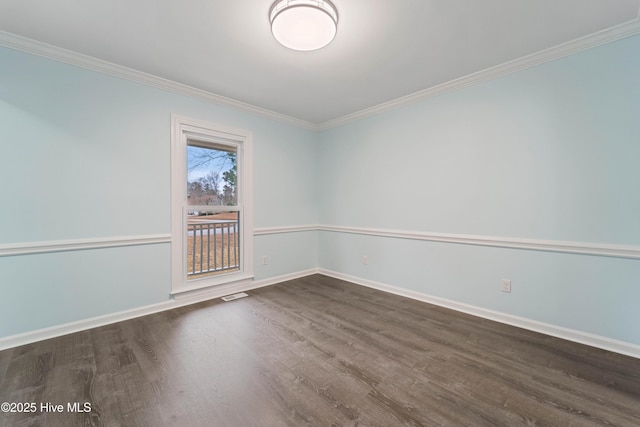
[2,274,640,426]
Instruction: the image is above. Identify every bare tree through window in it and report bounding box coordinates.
[186,143,240,277]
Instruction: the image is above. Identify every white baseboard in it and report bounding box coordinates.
[0,269,318,351]
[318,269,640,360]
[5,267,639,360]
[252,268,320,288]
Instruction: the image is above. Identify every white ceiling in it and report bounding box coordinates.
[1,0,639,127]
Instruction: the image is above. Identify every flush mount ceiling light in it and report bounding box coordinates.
[269,0,338,51]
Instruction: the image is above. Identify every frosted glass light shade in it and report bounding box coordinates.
[270,0,338,51]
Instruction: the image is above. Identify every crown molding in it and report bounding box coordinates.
[317,17,640,131]
[2,15,639,133]
[0,30,319,131]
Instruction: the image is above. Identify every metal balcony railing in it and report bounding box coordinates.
[187,220,239,277]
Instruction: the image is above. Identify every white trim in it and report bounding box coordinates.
[3,18,639,132]
[171,274,255,297]
[319,225,640,260]
[253,222,640,259]
[8,224,630,261]
[252,268,320,287]
[0,269,319,351]
[317,18,640,130]
[170,115,254,293]
[172,268,318,303]
[254,224,319,235]
[318,269,640,360]
[0,31,317,131]
[0,301,178,352]
[0,234,171,257]
[3,266,639,358]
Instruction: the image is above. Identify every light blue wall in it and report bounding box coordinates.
[318,233,640,344]
[2,33,639,347]
[0,245,171,336]
[318,35,640,345]
[319,35,640,243]
[0,46,318,337]
[254,231,317,281]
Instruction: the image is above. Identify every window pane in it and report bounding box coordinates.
[187,144,237,207]
[186,210,240,278]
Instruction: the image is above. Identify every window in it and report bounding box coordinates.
[171,115,253,294]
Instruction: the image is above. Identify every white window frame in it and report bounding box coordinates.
[171,115,253,294]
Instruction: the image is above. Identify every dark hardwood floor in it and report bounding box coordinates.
[1,274,639,426]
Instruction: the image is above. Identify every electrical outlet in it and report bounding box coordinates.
[362,255,368,265]
[262,255,268,265]
[501,279,512,293]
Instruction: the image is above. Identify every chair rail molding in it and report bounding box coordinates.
[254,224,320,236]
[0,234,171,257]
[318,225,640,260]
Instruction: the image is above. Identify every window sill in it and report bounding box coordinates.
[171,274,255,301]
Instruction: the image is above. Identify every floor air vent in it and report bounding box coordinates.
[221,292,249,302]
